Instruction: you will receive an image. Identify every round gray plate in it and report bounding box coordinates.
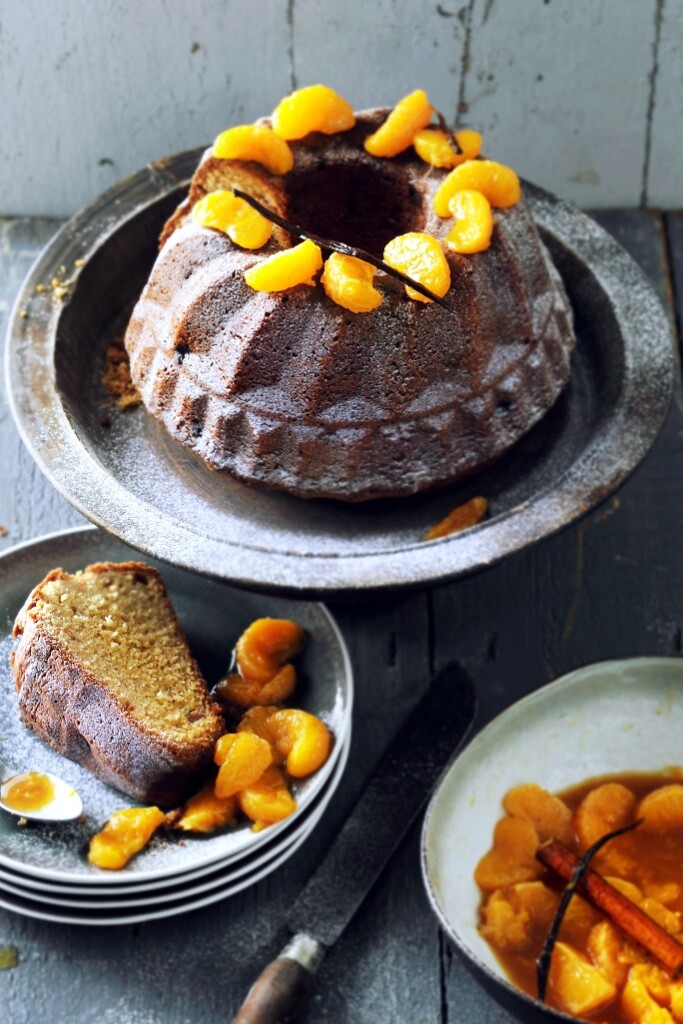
[0,526,352,884]
[5,151,673,594]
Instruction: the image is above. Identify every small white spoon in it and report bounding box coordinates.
[0,755,83,822]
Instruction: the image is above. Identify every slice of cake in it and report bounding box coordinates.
[11,562,224,807]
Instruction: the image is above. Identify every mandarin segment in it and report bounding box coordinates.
[424,496,488,541]
[364,89,433,157]
[175,779,238,833]
[215,664,297,708]
[267,708,332,777]
[502,783,574,845]
[192,190,272,249]
[213,124,294,174]
[574,781,636,850]
[238,764,297,830]
[548,942,617,1016]
[413,127,483,168]
[586,920,638,989]
[321,252,382,313]
[434,159,521,216]
[383,232,451,303]
[244,240,324,292]
[638,785,683,832]
[479,881,557,952]
[214,732,272,798]
[88,806,166,870]
[444,190,494,255]
[272,84,355,139]
[235,618,307,683]
[474,817,542,892]
[622,968,675,1024]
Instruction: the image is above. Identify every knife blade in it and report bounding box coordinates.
[231,662,477,1024]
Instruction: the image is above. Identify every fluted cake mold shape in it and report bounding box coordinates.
[124,109,576,501]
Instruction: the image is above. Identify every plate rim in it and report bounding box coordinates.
[0,524,353,884]
[4,152,674,594]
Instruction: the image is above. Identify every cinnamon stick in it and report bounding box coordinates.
[537,838,683,979]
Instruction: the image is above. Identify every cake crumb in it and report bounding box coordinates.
[0,946,18,970]
[0,525,8,537]
[103,335,141,410]
[74,258,85,267]
[19,309,28,319]
[35,283,46,293]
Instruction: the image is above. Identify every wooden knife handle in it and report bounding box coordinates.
[231,934,325,1024]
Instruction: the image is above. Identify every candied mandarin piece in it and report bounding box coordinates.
[213,732,272,798]
[574,782,636,851]
[321,253,382,313]
[444,190,494,255]
[548,942,617,1016]
[192,190,272,250]
[622,967,675,1024]
[216,665,297,709]
[383,232,451,303]
[424,496,488,541]
[213,124,294,174]
[638,785,683,832]
[267,709,332,778]
[502,783,574,845]
[474,817,542,892]
[434,159,521,216]
[175,779,237,833]
[244,240,323,293]
[272,84,355,140]
[236,618,307,684]
[88,806,166,870]
[364,89,433,158]
[587,920,639,989]
[413,127,483,168]
[238,764,297,830]
[479,881,557,952]
[237,706,284,763]
[559,892,601,946]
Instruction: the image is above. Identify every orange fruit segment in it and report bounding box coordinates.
[637,784,683,831]
[238,764,297,830]
[216,665,297,708]
[474,817,542,892]
[479,881,557,952]
[444,190,494,255]
[266,708,332,778]
[272,84,355,139]
[321,252,382,313]
[502,782,574,845]
[434,159,521,215]
[573,782,636,851]
[213,732,272,798]
[364,89,433,157]
[424,496,488,541]
[383,232,451,303]
[237,706,285,764]
[548,942,617,1015]
[213,124,294,175]
[413,127,483,168]
[235,618,307,683]
[175,779,237,833]
[192,190,273,249]
[88,806,166,870]
[244,239,323,292]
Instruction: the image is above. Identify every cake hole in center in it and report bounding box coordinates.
[285,164,426,255]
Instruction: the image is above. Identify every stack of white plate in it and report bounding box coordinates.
[0,528,353,925]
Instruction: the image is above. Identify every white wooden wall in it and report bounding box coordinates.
[1,0,680,216]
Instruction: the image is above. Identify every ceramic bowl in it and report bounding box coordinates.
[421,657,683,1023]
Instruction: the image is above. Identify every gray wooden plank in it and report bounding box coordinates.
[435,209,683,1019]
[2,0,682,215]
[665,210,683,357]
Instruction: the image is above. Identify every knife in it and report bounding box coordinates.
[231,662,477,1024]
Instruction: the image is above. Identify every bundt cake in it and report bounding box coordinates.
[11,562,224,806]
[124,88,576,502]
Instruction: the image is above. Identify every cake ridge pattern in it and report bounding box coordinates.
[125,107,576,501]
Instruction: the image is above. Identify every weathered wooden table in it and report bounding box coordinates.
[0,209,681,1024]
